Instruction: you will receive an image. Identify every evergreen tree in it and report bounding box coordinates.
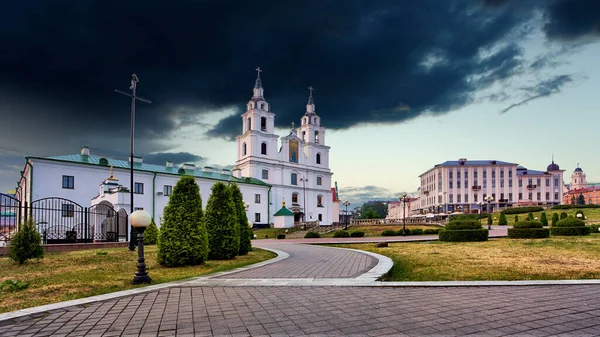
[528,212,534,220]
[144,219,159,245]
[551,213,559,226]
[487,214,493,226]
[206,182,240,260]
[540,212,548,226]
[498,213,507,226]
[514,215,519,223]
[228,183,252,255]
[571,195,576,205]
[9,218,44,264]
[157,175,209,267]
[577,194,586,205]
[560,212,568,220]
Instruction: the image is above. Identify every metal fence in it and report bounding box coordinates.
[0,193,128,246]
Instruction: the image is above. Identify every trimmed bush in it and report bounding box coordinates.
[333,230,350,238]
[229,183,252,255]
[588,224,600,233]
[423,228,441,234]
[513,220,544,229]
[527,212,534,220]
[158,175,209,267]
[501,206,543,214]
[554,216,585,227]
[552,204,600,209]
[8,219,44,264]
[397,228,411,235]
[439,229,488,242]
[350,231,365,237]
[540,212,548,226]
[445,220,482,230]
[276,234,286,239]
[514,215,519,223]
[551,213,559,226]
[144,220,159,245]
[498,213,507,226]
[575,210,585,219]
[381,229,397,236]
[560,212,568,220]
[411,228,424,235]
[304,232,320,238]
[551,227,591,236]
[205,182,240,260]
[508,228,550,239]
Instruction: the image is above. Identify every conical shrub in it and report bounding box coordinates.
[206,182,240,259]
[157,175,209,267]
[9,218,44,264]
[228,183,252,255]
[540,212,548,226]
[498,213,507,226]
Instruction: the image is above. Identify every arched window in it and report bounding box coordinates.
[302,131,306,141]
[317,195,323,207]
[291,173,298,185]
[242,142,247,156]
[315,131,319,144]
[261,103,265,110]
[304,117,307,125]
[316,153,321,164]
[261,142,267,155]
[247,117,252,131]
[99,158,109,166]
[262,169,269,179]
[292,193,299,203]
[261,117,267,132]
[314,117,316,124]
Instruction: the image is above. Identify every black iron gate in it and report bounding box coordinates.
[89,203,120,242]
[0,193,21,247]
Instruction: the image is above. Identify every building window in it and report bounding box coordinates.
[247,117,251,131]
[317,176,322,185]
[537,178,541,186]
[500,180,504,188]
[255,213,261,222]
[164,185,172,196]
[464,194,468,203]
[291,173,298,185]
[537,192,541,200]
[519,179,523,187]
[316,153,321,164]
[519,192,522,200]
[554,178,559,186]
[449,181,453,189]
[262,169,269,179]
[302,131,306,141]
[255,194,261,203]
[492,179,496,188]
[315,131,319,143]
[318,214,322,221]
[242,142,247,156]
[483,179,487,188]
[261,117,267,132]
[457,171,461,179]
[61,204,74,217]
[546,178,550,187]
[457,194,461,203]
[449,194,453,203]
[474,170,478,178]
[483,170,487,178]
[292,193,299,203]
[492,171,496,178]
[528,192,533,200]
[554,192,559,200]
[134,182,144,194]
[457,181,461,189]
[509,170,513,177]
[509,193,513,201]
[261,142,267,155]
[500,193,504,201]
[317,195,323,207]
[528,178,533,186]
[474,194,478,202]
[509,180,513,187]
[546,192,550,200]
[500,170,504,178]
[492,193,496,200]
[449,170,453,179]
[62,175,74,189]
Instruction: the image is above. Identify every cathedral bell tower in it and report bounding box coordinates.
[296,86,329,167]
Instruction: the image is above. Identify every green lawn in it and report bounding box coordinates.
[0,245,275,314]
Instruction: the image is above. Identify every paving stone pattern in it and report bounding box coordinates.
[215,243,378,279]
[2,285,600,336]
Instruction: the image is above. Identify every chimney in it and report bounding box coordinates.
[81,146,90,156]
[166,161,174,168]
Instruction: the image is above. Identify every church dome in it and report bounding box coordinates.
[574,167,583,172]
[547,162,560,171]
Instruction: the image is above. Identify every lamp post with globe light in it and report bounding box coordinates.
[343,200,351,230]
[484,195,494,230]
[130,210,152,284]
[399,193,409,235]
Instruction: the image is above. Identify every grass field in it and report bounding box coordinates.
[0,246,275,314]
[332,234,600,281]
[490,207,600,226]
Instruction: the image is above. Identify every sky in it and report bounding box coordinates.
[1,0,599,206]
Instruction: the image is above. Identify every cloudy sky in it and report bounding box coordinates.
[1,0,599,206]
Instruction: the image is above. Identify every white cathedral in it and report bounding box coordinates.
[233,69,334,225]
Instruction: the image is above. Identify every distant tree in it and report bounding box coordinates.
[144,219,159,245]
[359,202,388,219]
[577,194,586,205]
[362,209,380,219]
[571,195,576,205]
[158,175,209,267]
[228,183,252,255]
[528,212,534,220]
[540,212,548,226]
[498,213,507,226]
[514,215,519,223]
[205,182,240,260]
[551,213,559,226]
[9,219,44,264]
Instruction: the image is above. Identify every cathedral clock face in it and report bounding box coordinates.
[289,140,298,163]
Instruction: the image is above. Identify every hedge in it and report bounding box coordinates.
[333,230,350,238]
[276,234,286,239]
[350,231,365,237]
[513,220,543,229]
[411,228,424,235]
[508,228,550,239]
[445,220,482,230]
[551,227,591,236]
[439,229,489,242]
[552,204,600,209]
[382,229,397,236]
[589,224,600,233]
[554,216,585,227]
[501,206,544,214]
[304,232,320,238]
[423,228,441,234]
[397,228,410,235]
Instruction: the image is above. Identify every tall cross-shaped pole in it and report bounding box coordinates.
[256,67,262,75]
[115,74,151,251]
[291,121,295,130]
[308,86,313,95]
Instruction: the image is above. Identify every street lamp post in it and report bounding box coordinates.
[130,210,152,284]
[300,176,308,222]
[115,74,151,251]
[399,193,409,235]
[484,195,494,230]
[343,200,351,230]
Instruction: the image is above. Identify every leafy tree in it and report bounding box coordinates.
[144,219,159,245]
[228,183,252,255]
[362,209,380,219]
[540,212,548,226]
[359,201,388,219]
[498,213,507,226]
[487,214,493,226]
[9,219,44,264]
[205,182,240,260]
[577,194,586,205]
[571,195,576,205]
[528,212,534,220]
[514,215,519,223]
[551,213,559,226]
[158,175,209,267]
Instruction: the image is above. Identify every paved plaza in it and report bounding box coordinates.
[2,236,600,336]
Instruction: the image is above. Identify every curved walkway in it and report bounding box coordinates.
[2,237,600,336]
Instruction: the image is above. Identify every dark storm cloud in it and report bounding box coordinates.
[543,0,600,41]
[500,74,573,114]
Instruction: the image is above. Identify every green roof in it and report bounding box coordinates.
[273,206,294,216]
[27,154,270,187]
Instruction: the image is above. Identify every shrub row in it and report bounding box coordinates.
[445,220,482,230]
[551,204,600,209]
[550,227,591,236]
[501,206,544,215]
[589,224,600,233]
[508,228,550,239]
[381,228,440,236]
[513,220,543,229]
[439,229,489,242]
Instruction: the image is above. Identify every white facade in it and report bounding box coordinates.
[234,71,334,225]
[417,158,565,214]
